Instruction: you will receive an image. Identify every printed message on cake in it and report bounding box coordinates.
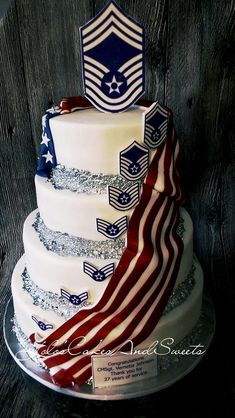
[92,353,158,388]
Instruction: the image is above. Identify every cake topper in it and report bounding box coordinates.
[80,0,145,113]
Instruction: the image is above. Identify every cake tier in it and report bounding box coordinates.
[12,256,203,351]
[35,174,131,239]
[49,106,147,173]
[23,208,193,304]
[35,175,192,240]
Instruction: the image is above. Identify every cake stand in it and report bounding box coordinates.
[4,293,215,400]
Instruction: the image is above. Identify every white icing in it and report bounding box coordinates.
[35,176,193,258]
[12,256,203,348]
[49,106,147,173]
[23,214,115,304]
[22,209,193,304]
[35,175,131,240]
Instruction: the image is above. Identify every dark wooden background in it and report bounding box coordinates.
[0,0,234,417]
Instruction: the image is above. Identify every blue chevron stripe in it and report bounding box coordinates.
[108,183,140,210]
[144,102,169,149]
[83,262,115,281]
[96,216,128,239]
[80,1,145,113]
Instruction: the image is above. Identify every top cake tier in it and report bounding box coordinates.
[49,106,146,173]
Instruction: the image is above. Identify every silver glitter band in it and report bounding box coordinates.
[12,317,46,368]
[21,261,196,319]
[22,268,91,320]
[32,213,185,259]
[162,262,196,315]
[12,260,199,383]
[176,216,185,239]
[49,165,136,195]
[32,213,125,259]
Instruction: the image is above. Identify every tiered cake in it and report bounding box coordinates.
[11,1,203,388]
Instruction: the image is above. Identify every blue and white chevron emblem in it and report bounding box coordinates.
[80,0,145,113]
[96,216,128,239]
[144,101,169,149]
[32,316,53,331]
[108,183,140,211]
[83,262,115,281]
[120,141,149,181]
[61,289,89,305]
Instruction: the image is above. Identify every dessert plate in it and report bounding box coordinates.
[4,294,215,400]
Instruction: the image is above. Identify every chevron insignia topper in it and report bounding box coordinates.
[143,101,169,149]
[80,0,145,113]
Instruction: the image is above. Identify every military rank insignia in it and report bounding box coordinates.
[96,216,128,239]
[120,141,149,181]
[80,0,145,113]
[32,316,53,331]
[60,289,89,306]
[143,101,169,149]
[108,183,140,211]
[83,262,115,281]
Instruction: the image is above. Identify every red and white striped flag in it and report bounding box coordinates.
[30,103,185,387]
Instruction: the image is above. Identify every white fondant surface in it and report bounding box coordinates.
[12,256,203,349]
[35,175,194,246]
[49,106,147,173]
[35,175,130,240]
[23,215,116,304]
[22,208,193,302]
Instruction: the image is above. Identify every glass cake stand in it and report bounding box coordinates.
[4,294,216,401]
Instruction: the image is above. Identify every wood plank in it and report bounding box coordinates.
[16,0,94,151]
[221,160,235,304]
[94,0,167,103]
[0,1,38,416]
[0,0,36,268]
[166,0,235,180]
[165,0,235,297]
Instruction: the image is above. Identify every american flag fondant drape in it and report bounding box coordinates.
[31,104,186,387]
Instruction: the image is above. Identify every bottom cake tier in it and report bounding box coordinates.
[12,254,203,360]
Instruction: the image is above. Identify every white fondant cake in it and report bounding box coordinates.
[11,103,204,388]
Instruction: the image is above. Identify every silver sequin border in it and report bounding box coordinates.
[33,212,125,259]
[49,165,136,195]
[21,262,196,319]
[32,213,184,259]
